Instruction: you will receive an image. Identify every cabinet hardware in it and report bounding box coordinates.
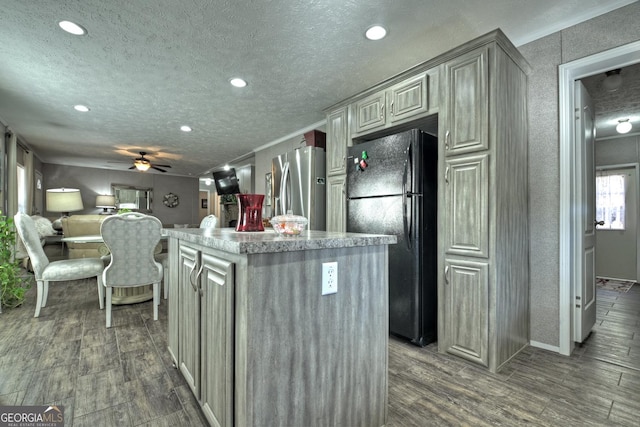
[444,265,450,284]
[445,130,450,150]
[576,304,581,308]
[390,101,394,116]
[380,104,384,119]
[188,262,198,292]
[195,265,204,296]
[445,166,450,183]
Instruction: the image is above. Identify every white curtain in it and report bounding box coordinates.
[24,149,34,215]
[5,131,18,218]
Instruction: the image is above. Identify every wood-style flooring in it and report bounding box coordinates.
[1,272,638,426]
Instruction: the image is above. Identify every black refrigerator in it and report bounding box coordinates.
[346,129,437,346]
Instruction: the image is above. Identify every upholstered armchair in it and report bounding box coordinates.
[101,212,163,327]
[14,213,105,318]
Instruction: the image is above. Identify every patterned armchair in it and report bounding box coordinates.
[14,213,105,318]
[101,212,163,327]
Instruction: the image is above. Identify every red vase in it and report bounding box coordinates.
[235,194,265,232]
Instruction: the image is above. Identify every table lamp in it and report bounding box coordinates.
[46,188,84,217]
[96,194,116,214]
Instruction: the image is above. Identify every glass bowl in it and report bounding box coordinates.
[270,214,308,237]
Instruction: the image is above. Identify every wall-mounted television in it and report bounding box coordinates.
[212,169,240,195]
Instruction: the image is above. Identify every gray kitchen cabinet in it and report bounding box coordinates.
[443,48,489,156]
[351,70,438,137]
[323,30,529,373]
[438,36,529,373]
[443,259,489,366]
[167,230,392,426]
[444,154,489,257]
[176,241,234,427]
[326,174,346,232]
[326,107,348,176]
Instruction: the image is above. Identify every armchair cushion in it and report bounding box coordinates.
[41,257,105,281]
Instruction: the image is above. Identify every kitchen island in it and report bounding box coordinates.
[164,228,396,427]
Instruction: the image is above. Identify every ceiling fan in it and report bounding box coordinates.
[129,152,172,173]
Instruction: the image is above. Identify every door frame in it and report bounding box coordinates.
[558,40,640,356]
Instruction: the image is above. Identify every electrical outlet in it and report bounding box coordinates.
[322,261,338,295]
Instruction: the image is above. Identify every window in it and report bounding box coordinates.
[17,164,27,213]
[596,172,625,230]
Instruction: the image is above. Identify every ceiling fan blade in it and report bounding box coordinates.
[154,164,171,168]
[151,166,167,172]
[128,165,136,170]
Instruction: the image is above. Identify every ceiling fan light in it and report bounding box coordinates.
[134,160,151,171]
[616,119,632,134]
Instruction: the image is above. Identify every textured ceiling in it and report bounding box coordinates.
[582,63,640,139]
[0,0,635,177]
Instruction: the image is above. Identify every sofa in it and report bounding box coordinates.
[61,215,108,259]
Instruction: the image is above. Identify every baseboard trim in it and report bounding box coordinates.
[530,340,560,353]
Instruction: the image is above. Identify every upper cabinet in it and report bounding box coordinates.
[444,47,489,155]
[326,107,348,176]
[351,68,439,138]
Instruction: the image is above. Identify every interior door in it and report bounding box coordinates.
[574,81,596,343]
[595,166,638,281]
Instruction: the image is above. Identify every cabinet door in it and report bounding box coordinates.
[444,154,489,258]
[388,72,429,125]
[200,252,234,427]
[442,258,489,367]
[326,107,348,176]
[326,174,346,232]
[167,238,179,365]
[352,92,386,135]
[444,47,488,155]
[178,244,201,399]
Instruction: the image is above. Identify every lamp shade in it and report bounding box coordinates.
[46,188,84,213]
[96,195,116,208]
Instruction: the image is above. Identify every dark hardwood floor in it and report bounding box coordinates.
[1,271,638,426]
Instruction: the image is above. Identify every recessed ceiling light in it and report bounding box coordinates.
[223,164,231,171]
[230,78,247,88]
[365,25,387,41]
[73,105,90,112]
[180,125,192,132]
[58,20,87,36]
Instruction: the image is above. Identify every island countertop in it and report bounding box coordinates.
[164,227,397,254]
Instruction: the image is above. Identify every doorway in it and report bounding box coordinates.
[559,40,640,355]
[595,164,639,282]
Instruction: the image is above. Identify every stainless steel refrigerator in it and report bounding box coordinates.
[347,129,437,346]
[271,146,326,230]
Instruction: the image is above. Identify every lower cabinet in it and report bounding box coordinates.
[173,241,235,427]
[326,174,346,232]
[441,258,489,367]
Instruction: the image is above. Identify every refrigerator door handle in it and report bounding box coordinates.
[402,146,412,250]
[280,161,290,215]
